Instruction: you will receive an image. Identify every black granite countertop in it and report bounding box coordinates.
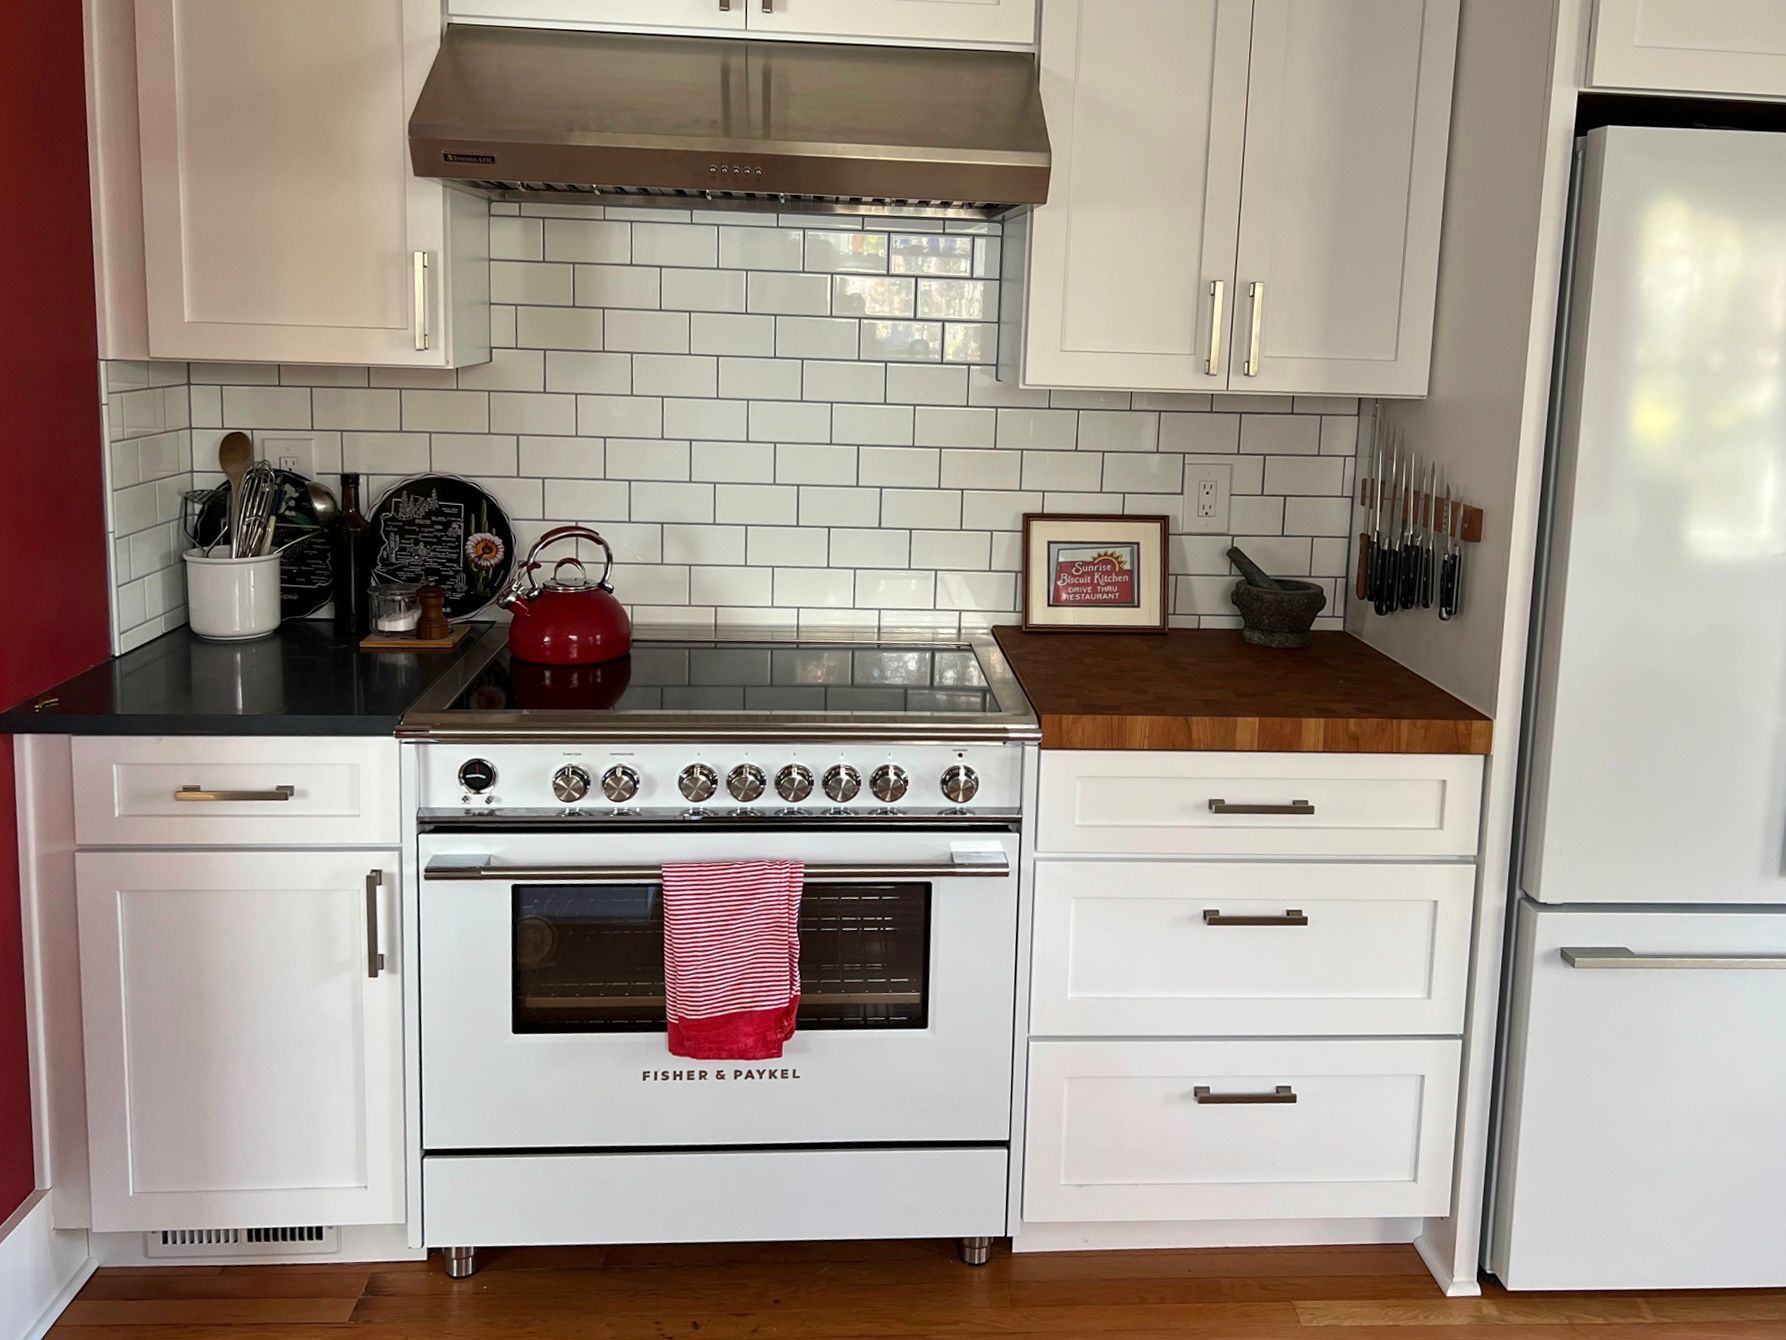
[0,622,489,736]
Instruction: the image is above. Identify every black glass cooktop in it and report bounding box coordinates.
[450,640,1003,716]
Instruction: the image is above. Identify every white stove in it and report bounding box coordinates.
[400,629,1038,1277]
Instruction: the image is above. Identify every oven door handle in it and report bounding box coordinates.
[423,855,1010,882]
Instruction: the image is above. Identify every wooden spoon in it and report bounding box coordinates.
[218,431,253,556]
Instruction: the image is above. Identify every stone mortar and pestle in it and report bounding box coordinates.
[1227,546,1327,648]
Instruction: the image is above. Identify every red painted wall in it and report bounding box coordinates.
[0,4,112,1219]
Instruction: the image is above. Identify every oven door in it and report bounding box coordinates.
[418,826,1019,1149]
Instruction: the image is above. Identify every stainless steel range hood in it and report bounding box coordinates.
[408,25,1050,221]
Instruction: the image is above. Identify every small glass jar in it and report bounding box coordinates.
[370,582,422,635]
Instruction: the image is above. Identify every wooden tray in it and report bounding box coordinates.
[360,624,472,652]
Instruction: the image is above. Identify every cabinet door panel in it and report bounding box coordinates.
[750,0,1035,46]
[1232,0,1457,396]
[77,851,402,1231]
[135,0,454,365]
[1020,0,1250,390]
[447,1,746,32]
[1589,0,1786,99]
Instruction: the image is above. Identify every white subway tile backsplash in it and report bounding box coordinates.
[131,209,1356,641]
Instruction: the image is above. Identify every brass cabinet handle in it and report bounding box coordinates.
[175,785,295,802]
[1194,1085,1297,1105]
[365,870,386,979]
[1562,946,1786,971]
[1207,798,1314,816]
[413,251,431,352]
[1206,279,1226,376]
[719,0,731,8]
[1244,280,1265,375]
[761,0,772,10]
[1203,909,1309,927]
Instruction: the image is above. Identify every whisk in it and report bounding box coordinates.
[232,461,280,558]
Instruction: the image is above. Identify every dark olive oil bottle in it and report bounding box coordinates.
[333,473,372,640]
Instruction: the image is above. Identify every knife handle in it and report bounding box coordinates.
[1354,535,1372,602]
[1438,553,1458,621]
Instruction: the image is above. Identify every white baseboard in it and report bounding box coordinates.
[0,1191,94,1340]
[1012,1216,1422,1254]
[1415,1228,1482,1297]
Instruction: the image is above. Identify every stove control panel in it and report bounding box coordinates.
[419,743,1024,815]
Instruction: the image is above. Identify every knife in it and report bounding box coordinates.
[1439,476,1460,621]
[1372,436,1397,616]
[1355,424,1378,603]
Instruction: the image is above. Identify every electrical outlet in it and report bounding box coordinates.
[1182,461,1232,534]
[262,435,315,479]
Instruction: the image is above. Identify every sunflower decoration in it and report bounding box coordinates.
[465,531,507,569]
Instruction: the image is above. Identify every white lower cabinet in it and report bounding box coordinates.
[1022,749,1481,1242]
[1024,1039,1461,1223]
[76,849,403,1232]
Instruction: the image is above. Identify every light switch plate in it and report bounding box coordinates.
[1182,461,1232,534]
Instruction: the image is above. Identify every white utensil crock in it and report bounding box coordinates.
[184,550,283,641]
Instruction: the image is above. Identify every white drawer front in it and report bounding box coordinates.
[1031,861,1473,1037]
[1024,1039,1460,1224]
[1036,752,1483,858]
[72,737,398,847]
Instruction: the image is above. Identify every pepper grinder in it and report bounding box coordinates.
[415,584,450,641]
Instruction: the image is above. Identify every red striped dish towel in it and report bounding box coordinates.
[661,860,803,1060]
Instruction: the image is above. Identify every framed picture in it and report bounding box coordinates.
[1021,513,1170,633]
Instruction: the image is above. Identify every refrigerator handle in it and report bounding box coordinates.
[1561,946,1786,971]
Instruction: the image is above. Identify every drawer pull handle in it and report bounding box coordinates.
[1203,909,1308,927]
[1193,1085,1297,1105]
[366,869,386,978]
[1207,798,1314,816]
[175,785,296,803]
[1562,946,1786,971]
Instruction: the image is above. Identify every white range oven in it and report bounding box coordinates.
[401,632,1038,1277]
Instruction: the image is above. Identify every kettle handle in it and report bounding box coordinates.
[517,525,617,593]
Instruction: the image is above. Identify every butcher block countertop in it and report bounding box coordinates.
[992,626,1491,754]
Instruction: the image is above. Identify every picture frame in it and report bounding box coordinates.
[1020,513,1170,633]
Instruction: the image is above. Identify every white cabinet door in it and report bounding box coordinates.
[447,1,746,33]
[1229,0,1458,396]
[1016,0,1252,391]
[1492,903,1786,1290]
[750,0,1036,46]
[77,851,403,1231]
[135,0,489,367]
[1589,0,1786,99]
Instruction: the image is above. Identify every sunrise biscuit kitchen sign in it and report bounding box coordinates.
[1022,513,1169,633]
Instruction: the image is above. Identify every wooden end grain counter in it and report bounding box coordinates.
[992,626,1490,754]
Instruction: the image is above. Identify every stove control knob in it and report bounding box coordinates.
[822,763,861,804]
[601,765,639,803]
[940,764,980,805]
[727,764,767,803]
[552,766,591,804]
[678,763,719,803]
[776,764,815,803]
[458,758,497,794]
[870,764,910,804]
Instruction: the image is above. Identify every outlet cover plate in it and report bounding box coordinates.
[1182,461,1232,534]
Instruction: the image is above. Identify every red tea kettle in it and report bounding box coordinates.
[500,525,632,665]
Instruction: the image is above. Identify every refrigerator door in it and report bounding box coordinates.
[1490,900,1786,1290]
[1523,126,1786,906]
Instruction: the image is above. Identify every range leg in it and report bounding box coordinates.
[443,1246,478,1279]
[958,1236,992,1267]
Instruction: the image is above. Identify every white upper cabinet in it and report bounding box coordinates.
[1229,0,1458,396]
[133,0,489,367]
[1009,0,1459,397]
[446,0,1037,45]
[1589,1,1786,99]
[77,850,403,1231]
[1016,0,1251,392]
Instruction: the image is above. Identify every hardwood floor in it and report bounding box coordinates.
[46,1241,1786,1338]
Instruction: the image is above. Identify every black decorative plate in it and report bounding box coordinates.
[366,474,516,622]
[193,471,334,619]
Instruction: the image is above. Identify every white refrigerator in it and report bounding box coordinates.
[1488,125,1786,1291]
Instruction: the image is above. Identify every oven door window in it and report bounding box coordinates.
[512,881,930,1033]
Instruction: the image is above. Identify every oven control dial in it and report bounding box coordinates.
[870,764,910,804]
[940,764,980,805]
[458,758,497,794]
[776,764,815,803]
[822,763,861,804]
[727,764,767,803]
[552,766,591,804]
[678,763,719,803]
[601,765,639,803]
